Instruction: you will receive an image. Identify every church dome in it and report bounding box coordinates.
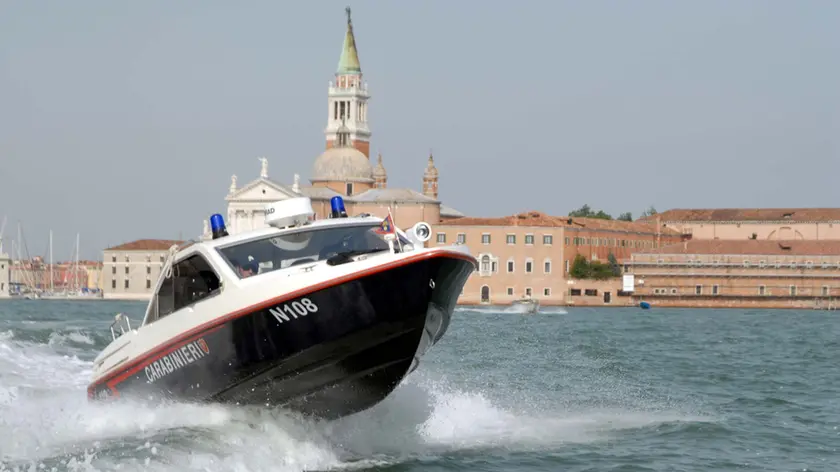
[311,146,374,183]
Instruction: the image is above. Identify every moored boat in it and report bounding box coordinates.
[87,196,476,420]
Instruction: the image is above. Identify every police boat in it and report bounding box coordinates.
[87,196,476,420]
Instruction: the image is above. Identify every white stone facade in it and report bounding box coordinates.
[0,252,10,298]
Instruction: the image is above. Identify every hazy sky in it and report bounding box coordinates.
[1,0,838,260]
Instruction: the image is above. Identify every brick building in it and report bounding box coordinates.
[624,239,840,309]
[433,211,683,306]
[640,208,840,241]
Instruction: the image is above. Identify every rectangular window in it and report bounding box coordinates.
[525,261,533,273]
[759,285,766,295]
[111,266,116,275]
[507,287,514,296]
[507,260,514,273]
[457,233,466,244]
[124,279,129,289]
[436,233,446,244]
[481,234,491,244]
[111,280,116,289]
[146,266,151,275]
[565,260,570,273]
[525,234,534,245]
[345,183,353,196]
[790,285,797,296]
[525,287,532,296]
[111,255,116,263]
[822,286,829,296]
[565,237,570,245]
[146,279,151,289]
[124,267,129,275]
[544,261,551,273]
[491,261,498,272]
[543,288,551,296]
[506,234,516,244]
[712,285,719,295]
[695,285,702,295]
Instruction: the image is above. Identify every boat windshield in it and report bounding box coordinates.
[216,222,410,279]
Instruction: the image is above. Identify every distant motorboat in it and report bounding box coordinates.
[639,301,651,310]
[510,295,540,314]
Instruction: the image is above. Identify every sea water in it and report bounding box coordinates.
[0,300,837,471]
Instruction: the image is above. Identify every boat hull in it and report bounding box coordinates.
[510,300,539,314]
[88,253,474,419]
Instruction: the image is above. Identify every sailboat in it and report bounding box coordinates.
[39,232,102,301]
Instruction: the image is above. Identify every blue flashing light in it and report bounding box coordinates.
[210,213,229,239]
[330,196,348,218]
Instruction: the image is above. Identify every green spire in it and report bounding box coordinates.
[336,7,362,75]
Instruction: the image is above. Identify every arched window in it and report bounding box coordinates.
[480,285,490,303]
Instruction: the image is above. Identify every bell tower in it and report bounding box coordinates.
[325,7,371,158]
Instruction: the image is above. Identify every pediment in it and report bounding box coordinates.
[225,178,299,202]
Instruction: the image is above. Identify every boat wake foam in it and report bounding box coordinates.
[0,328,713,472]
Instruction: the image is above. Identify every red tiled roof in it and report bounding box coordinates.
[636,239,840,256]
[437,211,566,228]
[640,208,840,223]
[104,239,184,251]
[565,216,680,235]
[438,211,680,235]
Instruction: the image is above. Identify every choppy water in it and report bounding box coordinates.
[0,300,838,471]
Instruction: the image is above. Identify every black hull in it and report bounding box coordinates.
[88,252,474,420]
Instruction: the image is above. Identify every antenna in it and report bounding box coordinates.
[0,216,6,254]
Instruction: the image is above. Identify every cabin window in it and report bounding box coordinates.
[216,223,411,280]
[151,254,221,323]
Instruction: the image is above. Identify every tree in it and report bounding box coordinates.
[607,252,622,277]
[641,206,658,218]
[569,254,590,279]
[617,212,633,222]
[569,204,613,220]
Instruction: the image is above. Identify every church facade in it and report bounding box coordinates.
[206,8,463,239]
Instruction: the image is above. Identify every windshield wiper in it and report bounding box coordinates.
[326,248,388,266]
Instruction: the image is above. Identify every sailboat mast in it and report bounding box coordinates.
[49,230,54,292]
